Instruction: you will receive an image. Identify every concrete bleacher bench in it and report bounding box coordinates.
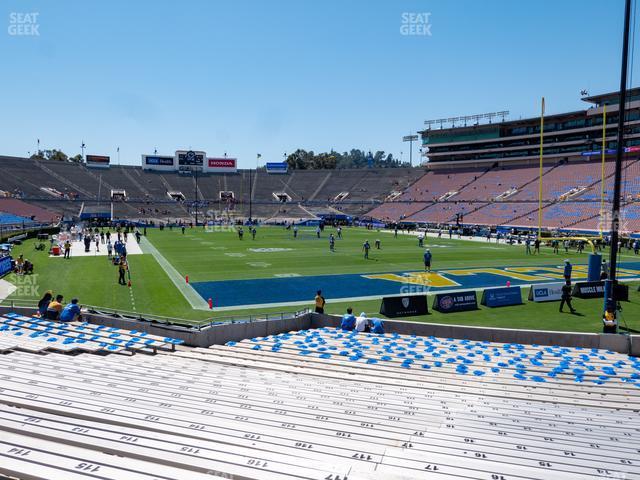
[0,327,637,479]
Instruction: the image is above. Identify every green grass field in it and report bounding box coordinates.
[2,226,640,333]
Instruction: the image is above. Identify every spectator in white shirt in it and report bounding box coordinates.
[355,312,368,333]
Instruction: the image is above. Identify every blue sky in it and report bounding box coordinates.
[0,0,636,167]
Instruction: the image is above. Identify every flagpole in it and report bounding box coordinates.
[537,97,545,240]
[600,105,606,238]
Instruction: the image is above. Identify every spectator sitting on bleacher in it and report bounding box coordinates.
[59,298,82,322]
[340,307,356,331]
[23,259,33,275]
[46,295,64,320]
[37,291,52,317]
[369,317,385,334]
[355,312,368,332]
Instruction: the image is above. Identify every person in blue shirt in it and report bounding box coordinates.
[423,249,432,272]
[59,298,82,322]
[362,240,371,259]
[563,259,572,283]
[340,307,356,331]
[369,317,385,334]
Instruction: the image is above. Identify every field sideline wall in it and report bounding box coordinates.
[2,305,637,355]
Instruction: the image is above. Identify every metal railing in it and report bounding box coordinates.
[0,298,310,330]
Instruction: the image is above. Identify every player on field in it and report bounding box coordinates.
[559,282,576,314]
[293,225,298,238]
[337,226,342,239]
[563,259,572,283]
[238,227,244,240]
[423,249,432,272]
[329,234,335,252]
[362,240,371,259]
[316,226,321,238]
[251,227,257,240]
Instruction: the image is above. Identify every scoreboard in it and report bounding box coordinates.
[176,150,206,172]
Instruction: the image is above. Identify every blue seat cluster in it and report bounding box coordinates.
[230,328,640,387]
[0,313,184,353]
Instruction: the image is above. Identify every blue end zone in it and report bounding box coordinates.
[192,261,640,308]
[192,273,406,307]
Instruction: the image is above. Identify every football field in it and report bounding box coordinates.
[3,225,640,332]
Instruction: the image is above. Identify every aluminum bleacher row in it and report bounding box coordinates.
[0,324,638,479]
[0,313,183,355]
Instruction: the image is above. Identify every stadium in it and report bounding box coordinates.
[1,1,640,479]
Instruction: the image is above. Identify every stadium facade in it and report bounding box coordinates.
[422,88,640,167]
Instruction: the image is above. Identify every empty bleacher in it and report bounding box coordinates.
[0,324,637,479]
[405,201,483,224]
[0,198,59,224]
[367,157,640,231]
[365,202,432,222]
[398,168,487,202]
[5,153,640,230]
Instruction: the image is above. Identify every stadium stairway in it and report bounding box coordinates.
[34,159,95,199]
[0,327,637,478]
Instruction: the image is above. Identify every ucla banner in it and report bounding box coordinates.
[481,286,522,308]
[528,282,563,302]
[432,291,478,313]
[0,256,12,277]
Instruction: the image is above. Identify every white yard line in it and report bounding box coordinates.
[0,280,17,303]
[139,237,210,310]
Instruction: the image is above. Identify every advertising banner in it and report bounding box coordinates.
[480,286,522,308]
[528,282,564,302]
[432,291,478,313]
[379,295,428,318]
[86,155,110,169]
[266,162,288,174]
[205,157,237,173]
[0,256,12,277]
[142,154,175,170]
